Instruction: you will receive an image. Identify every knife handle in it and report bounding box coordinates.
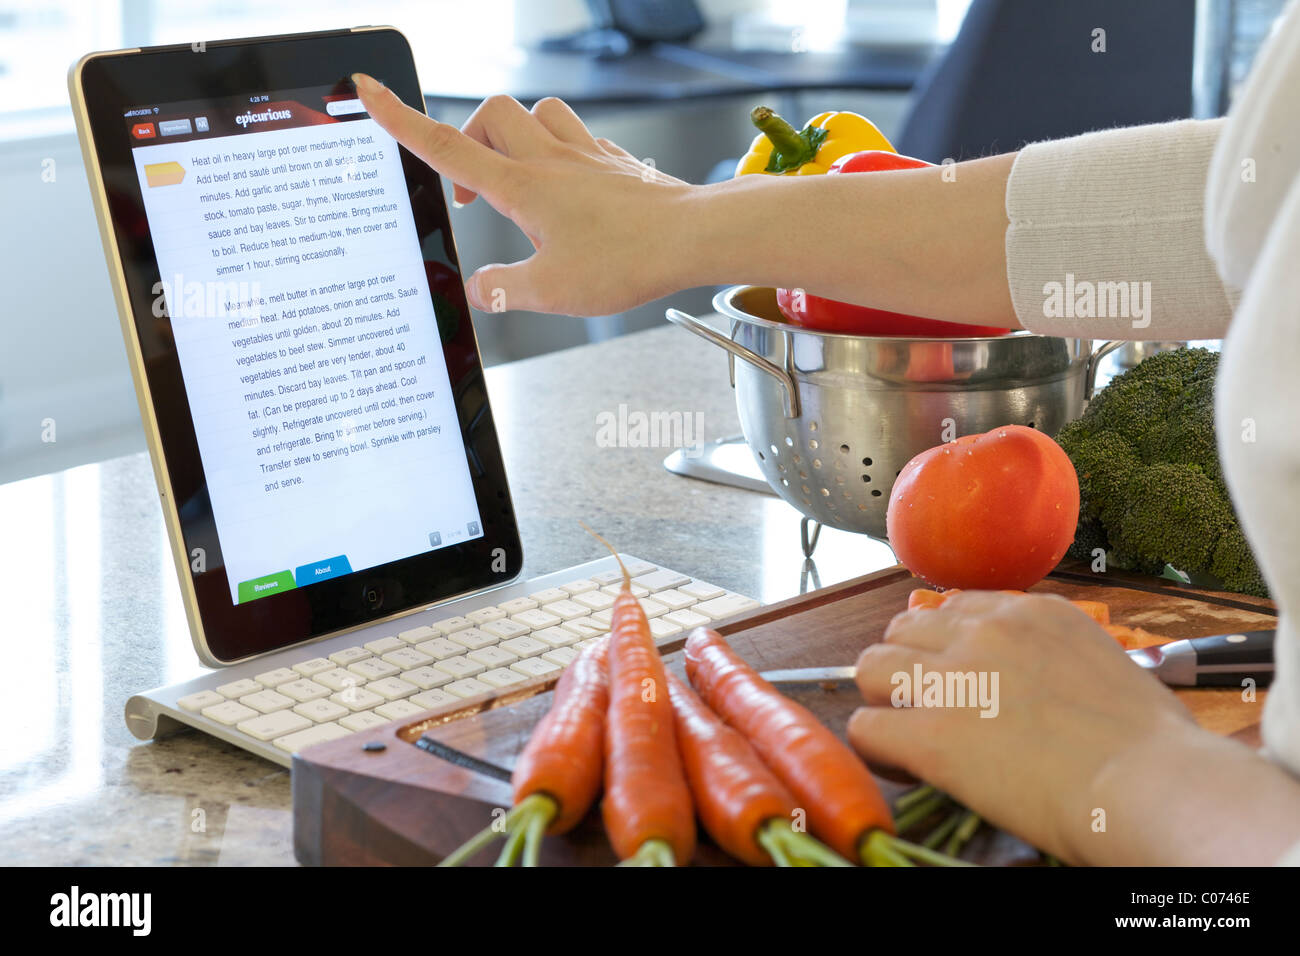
[1187,629,1275,687]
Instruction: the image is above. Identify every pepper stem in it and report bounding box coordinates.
[751,106,807,159]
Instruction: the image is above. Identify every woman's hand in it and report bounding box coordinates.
[849,591,1300,865]
[352,73,696,316]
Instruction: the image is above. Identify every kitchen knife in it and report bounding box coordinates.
[759,629,1275,689]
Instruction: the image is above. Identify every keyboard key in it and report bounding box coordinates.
[533,626,579,649]
[562,618,606,639]
[664,608,710,630]
[409,689,459,710]
[216,678,262,699]
[575,637,604,652]
[253,667,299,687]
[468,646,518,668]
[375,699,428,721]
[528,587,570,604]
[445,678,493,698]
[329,687,385,712]
[590,609,614,627]
[501,636,548,658]
[479,667,528,689]
[294,698,349,722]
[633,569,691,592]
[574,590,615,611]
[499,596,540,614]
[601,583,649,598]
[432,616,472,634]
[590,570,624,585]
[623,560,657,576]
[435,656,485,679]
[277,679,331,703]
[481,618,530,640]
[348,658,400,681]
[178,690,225,712]
[238,710,312,741]
[511,609,562,630]
[382,647,432,670]
[512,657,561,678]
[448,628,498,651]
[401,666,452,690]
[560,578,598,595]
[651,588,696,611]
[541,647,579,667]
[638,598,669,618]
[339,710,390,731]
[467,606,507,625]
[364,636,406,655]
[650,617,682,639]
[415,637,466,661]
[201,700,258,726]
[292,657,334,677]
[273,721,350,753]
[680,580,724,601]
[366,677,418,701]
[314,668,365,692]
[694,594,761,621]
[398,624,440,644]
[328,647,371,666]
[239,690,294,714]
[541,599,589,621]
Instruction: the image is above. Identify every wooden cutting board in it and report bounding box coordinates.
[292,563,1276,866]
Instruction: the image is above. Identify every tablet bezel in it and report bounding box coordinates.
[71,27,524,666]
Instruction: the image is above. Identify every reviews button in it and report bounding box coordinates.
[236,569,296,604]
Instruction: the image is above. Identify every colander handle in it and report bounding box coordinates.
[665,308,801,418]
[1085,340,1125,400]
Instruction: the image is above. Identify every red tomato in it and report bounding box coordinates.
[885,425,1080,590]
[776,150,1011,337]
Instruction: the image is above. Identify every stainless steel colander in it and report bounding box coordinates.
[667,286,1119,550]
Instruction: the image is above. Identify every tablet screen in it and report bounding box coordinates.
[125,85,483,606]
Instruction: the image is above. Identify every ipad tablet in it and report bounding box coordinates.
[70,28,523,666]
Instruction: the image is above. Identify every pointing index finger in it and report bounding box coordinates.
[351,72,511,203]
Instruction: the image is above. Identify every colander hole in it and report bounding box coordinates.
[1027,421,1035,429]
[871,489,882,497]
[835,476,843,485]
[840,444,850,453]
[802,498,812,507]
[842,490,851,499]
[810,421,818,432]
[813,458,822,469]
[770,444,779,455]
[862,457,873,466]
[808,439,819,450]
[858,504,867,512]
[799,471,808,479]
[861,474,871,483]
[756,450,765,461]
[801,484,811,494]
[792,454,802,464]
[781,478,789,487]
[819,488,830,497]
[785,437,794,447]
[777,464,786,473]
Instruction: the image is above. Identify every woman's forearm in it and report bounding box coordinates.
[686,153,1021,328]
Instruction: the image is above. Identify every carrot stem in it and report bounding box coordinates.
[893,784,937,813]
[889,834,976,867]
[495,819,528,866]
[943,810,982,858]
[617,838,676,867]
[579,521,630,589]
[437,793,557,867]
[922,806,966,849]
[861,832,914,867]
[893,790,950,834]
[758,820,855,867]
[521,803,549,867]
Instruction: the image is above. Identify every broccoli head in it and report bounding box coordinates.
[1055,347,1267,598]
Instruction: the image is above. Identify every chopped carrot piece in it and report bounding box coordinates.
[1104,625,1175,650]
[1069,600,1111,626]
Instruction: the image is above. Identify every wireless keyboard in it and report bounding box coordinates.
[126,555,758,767]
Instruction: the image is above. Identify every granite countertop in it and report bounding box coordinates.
[0,323,897,865]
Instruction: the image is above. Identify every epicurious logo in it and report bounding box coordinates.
[49,886,151,936]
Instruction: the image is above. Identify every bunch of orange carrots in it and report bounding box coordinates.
[441,534,968,867]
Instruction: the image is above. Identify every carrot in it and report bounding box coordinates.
[439,637,610,867]
[910,588,1110,625]
[684,627,969,867]
[586,526,695,866]
[665,671,849,866]
[1105,624,1174,650]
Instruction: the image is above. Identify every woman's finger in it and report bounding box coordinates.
[854,641,945,706]
[352,74,513,204]
[881,607,963,652]
[846,706,945,783]
[530,96,598,146]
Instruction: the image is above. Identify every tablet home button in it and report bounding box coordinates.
[363,585,384,610]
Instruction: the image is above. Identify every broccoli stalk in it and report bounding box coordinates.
[1054,348,1268,598]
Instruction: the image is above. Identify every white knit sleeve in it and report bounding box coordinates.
[1004,119,1237,339]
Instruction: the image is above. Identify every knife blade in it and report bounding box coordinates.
[759,629,1275,689]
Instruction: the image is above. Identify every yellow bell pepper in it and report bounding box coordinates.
[735,106,895,177]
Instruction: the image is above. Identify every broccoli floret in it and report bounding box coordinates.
[1054,347,1268,599]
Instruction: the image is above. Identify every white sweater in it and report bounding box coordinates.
[1003,0,1300,865]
